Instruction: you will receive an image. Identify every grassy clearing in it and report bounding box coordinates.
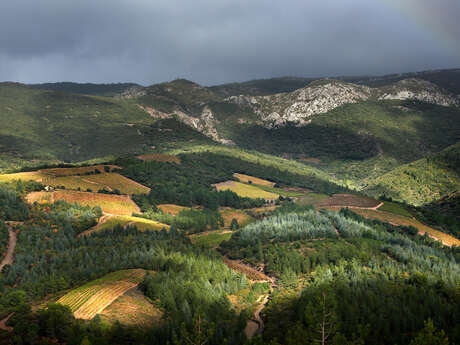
[136,153,180,164]
[379,202,412,217]
[57,269,146,320]
[158,204,190,216]
[100,287,162,327]
[233,173,275,187]
[0,171,49,183]
[337,208,460,247]
[220,208,253,228]
[214,181,278,200]
[315,194,381,208]
[97,215,169,232]
[26,190,140,215]
[190,231,233,248]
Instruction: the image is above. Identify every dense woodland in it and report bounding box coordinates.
[0,150,458,344]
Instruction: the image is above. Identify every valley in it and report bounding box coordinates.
[0,69,459,345]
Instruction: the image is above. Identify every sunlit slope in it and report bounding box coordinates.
[364,143,460,206]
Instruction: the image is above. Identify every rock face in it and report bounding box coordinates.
[128,77,459,138]
[377,79,459,106]
[227,78,459,128]
[138,104,233,145]
[228,81,371,128]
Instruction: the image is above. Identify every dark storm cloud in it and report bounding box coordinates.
[0,0,459,85]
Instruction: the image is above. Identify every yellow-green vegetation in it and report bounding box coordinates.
[379,202,412,218]
[233,173,275,187]
[158,204,190,216]
[81,173,150,194]
[0,169,149,195]
[220,208,253,228]
[364,142,460,206]
[190,231,233,248]
[256,185,308,197]
[169,145,341,185]
[0,171,49,183]
[39,165,121,176]
[136,153,181,164]
[341,208,460,247]
[97,215,169,232]
[57,269,147,320]
[214,181,278,200]
[100,287,162,327]
[26,190,140,215]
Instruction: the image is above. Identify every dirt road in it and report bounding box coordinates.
[245,294,270,339]
[0,224,18,272]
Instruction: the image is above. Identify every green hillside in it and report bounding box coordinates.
[0,83,212,171]
[364,143,460,206]
[230,100,460,183]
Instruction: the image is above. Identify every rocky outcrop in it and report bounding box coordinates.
[226,78,459,128]
[377,79,459,106]
[116,86,147,99]
[138,104,233,145]
[228,81,371,128]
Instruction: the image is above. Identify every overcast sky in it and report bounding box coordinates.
[0,0,459,86]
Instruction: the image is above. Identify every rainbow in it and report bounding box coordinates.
[383,0,459,52]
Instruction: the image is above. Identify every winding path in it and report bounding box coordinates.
[0,223,20,272]
[245,294,270,339]
[0,313,14,332]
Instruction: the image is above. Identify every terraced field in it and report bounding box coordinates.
[233,173,275,187]
[136,153,180,164]
[26,190,140,215]
[0,166,149,195]
[158,204,190,216]
[81,173,150,194]
[100,287,162,327]
[57,269,147,320]
[39,165,122,176]
[213,181,279,200]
